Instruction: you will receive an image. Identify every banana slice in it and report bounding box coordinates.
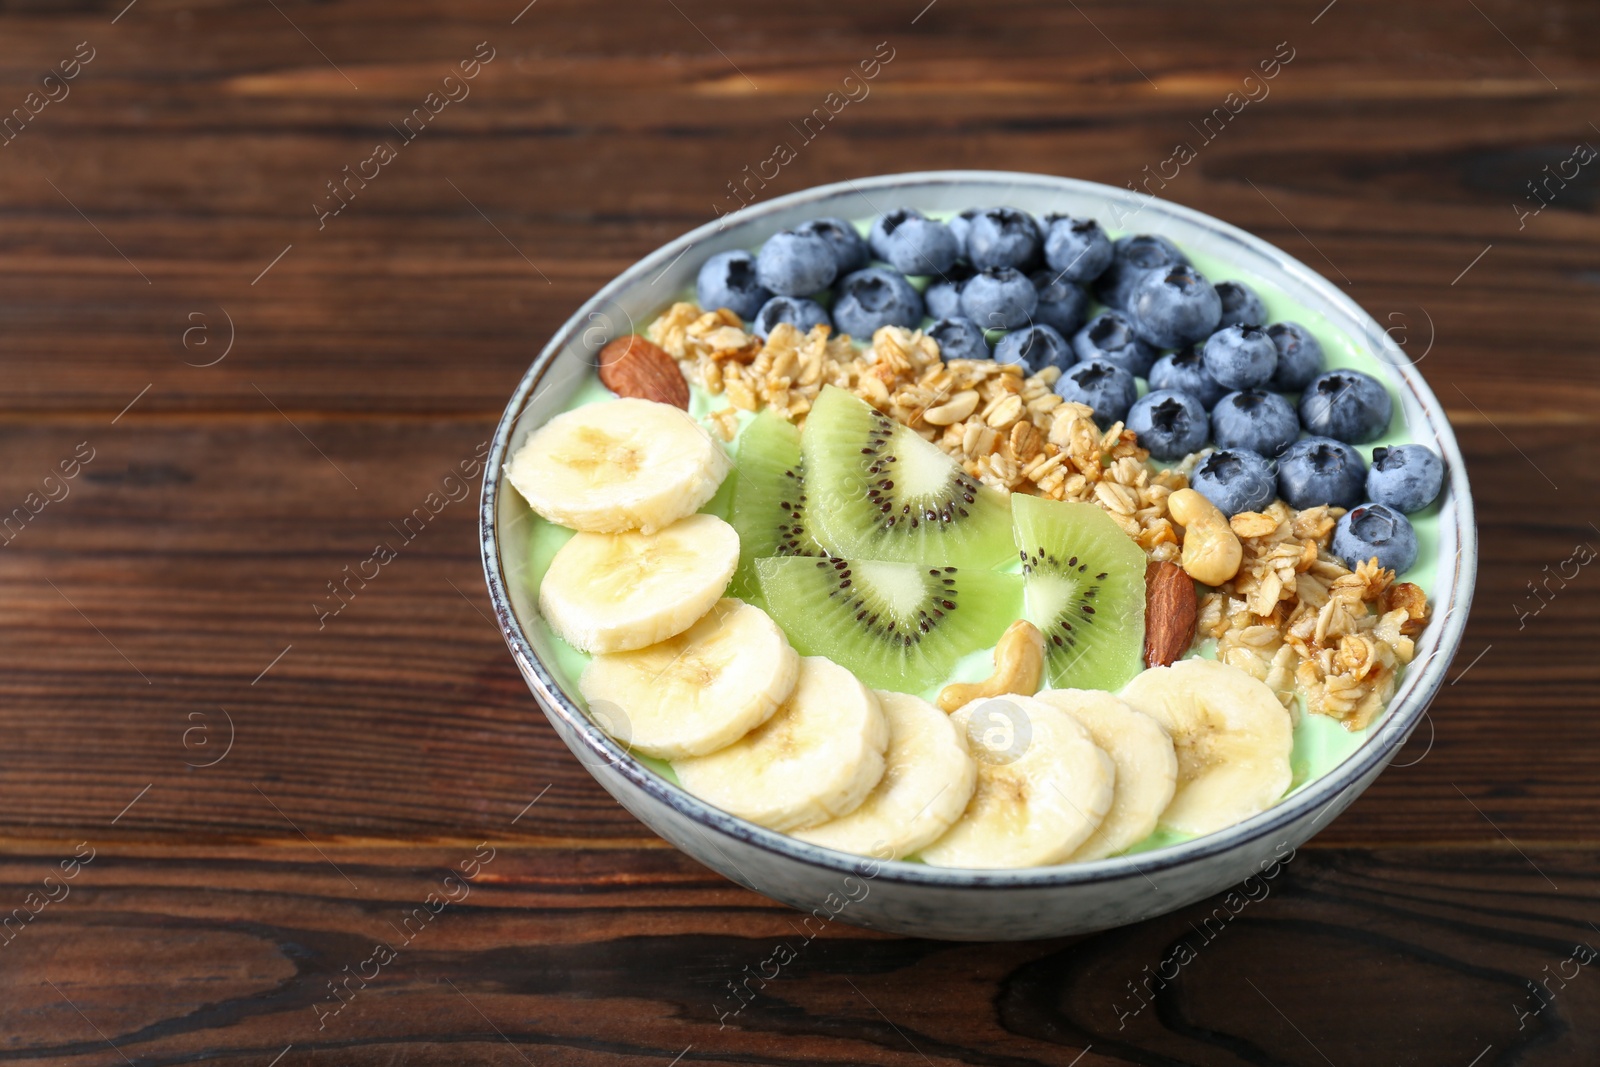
[794,692,976,859]
[1035,689,1178,862]
[920,695,1115,870]
[538,513,738,653]
[1118,658,1293,837]
[579,599,799,760]
[508,398,731,534]
[672,657,888,832]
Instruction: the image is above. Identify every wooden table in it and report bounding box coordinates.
[1,1,1594,1062]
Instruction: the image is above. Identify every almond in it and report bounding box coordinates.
[1143,560,1197,668]
[598,335,690,409]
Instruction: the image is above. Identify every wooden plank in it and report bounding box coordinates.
[0,418,1593,846]
[0,3,1593,414]
[0,0,1595,1055]
[0,843,1592,1064]
[1,213,1593,416]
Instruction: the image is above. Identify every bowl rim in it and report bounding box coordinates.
[480,170,1478,888]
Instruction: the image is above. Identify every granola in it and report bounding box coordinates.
[1197,500,1431,729]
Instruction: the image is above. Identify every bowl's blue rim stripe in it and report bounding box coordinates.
[479,170,1478,889]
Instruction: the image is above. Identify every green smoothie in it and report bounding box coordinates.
[512,222,1440,860]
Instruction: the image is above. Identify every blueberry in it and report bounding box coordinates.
[1127,390,1209,460]
[794,216,869,274]
[1191,448,1277,517]
[927,316,992,362]
[925,279,963,319]
[1072,310,1158,378]
[1333,503,1418,574]
[1202,324,1278,390]
[752,296,832,340]
[1148,346,1227,408]
[960,266,1038,330]
[1277,436,1366,509]
[869,208,959,276]
[1030,270,1089,336]
[1042,215,1114,282]
[1367,444,1444,514]
[1130,265,1222,349]
[1053,358,1137,426]
[1211,389,1300,458]
[696,249,771,320]
[1299,369,1392,443]
[1095,234,1188,310]
[966,207,1042,271]
[996,324,1073,374]
[946,208,981,260]
[755,229,837,297]
[924,263,973,320]
[1266,322,1324,391]
[831,267,924,338]
[1214,280,1266,328]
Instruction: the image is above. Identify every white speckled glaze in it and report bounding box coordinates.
[480,172,1476,941]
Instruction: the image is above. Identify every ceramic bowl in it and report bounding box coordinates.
[480,171,1476,941]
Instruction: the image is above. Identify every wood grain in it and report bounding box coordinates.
[1,844,1596,1065]
[0,0,1597,1060]
[0,419,1590,848]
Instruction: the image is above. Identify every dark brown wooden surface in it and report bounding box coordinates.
[1,1,1597,1062]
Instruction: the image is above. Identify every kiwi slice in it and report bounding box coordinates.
[727,410,825,600]
[801,386,1015,569]
[1012,494,1146,690]
[755,555,1022,692]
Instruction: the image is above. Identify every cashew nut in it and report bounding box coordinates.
[937,620,1046,712]
[1168,488,1243,586]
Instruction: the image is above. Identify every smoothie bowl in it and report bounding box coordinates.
[481,171,1475,940]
